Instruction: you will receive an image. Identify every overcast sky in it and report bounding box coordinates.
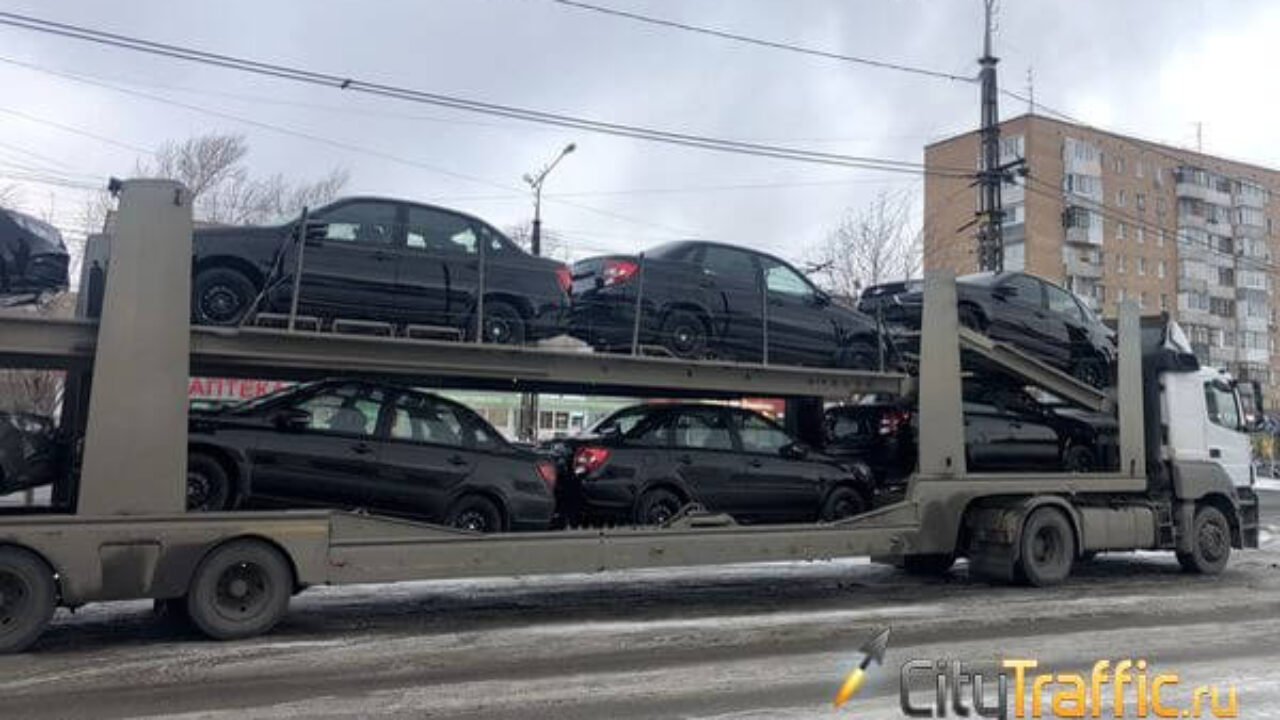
[1,0,1278,264]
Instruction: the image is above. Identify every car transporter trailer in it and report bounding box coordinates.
[0,179,1258,653]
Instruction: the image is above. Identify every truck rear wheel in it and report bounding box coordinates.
[1177,505,1231,575]
[0,547,56,654]
[186,540,292,641]
[1017,508,1075,587]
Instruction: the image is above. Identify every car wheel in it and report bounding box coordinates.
[193,267,257,326]
[1017,507,1075,587]
[820,485,868,521]
[0,547,56,654]
[187,452,232,512]
[1062,445,1094,473]
[634,487,684,526]
[659,310,709,360]
[186,540,293,641]
[476,301,527,345]
[1176,505,1231,575]
[835,341,879,370]
[1071,357,1107,389]
[445,495,505,533]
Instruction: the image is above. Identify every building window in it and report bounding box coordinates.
[1136,227,1144,244]
[538,411,554,430]
[1096,285,1106,303]
[1116,189,1127,207]
[1114,155,1126,174]
[1157,197,1167,215]
[1136,193,1146,212]
[1218,268,1235,287]
[1158,260,1166,278]
[1157,229,1166,247]
[1117,222,1126,240]
[1117,255,1126,274]
[1137,257,1146,276]
[1160,293,1169,311]
[1117,288,1126,302]
[1139,292,1148,309]
[1136,161,1145,179]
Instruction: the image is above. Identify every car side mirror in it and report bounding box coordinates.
[781,441,809,460]
[993,285,1015,300]
[812,290,831,307]
[273,408,312,430]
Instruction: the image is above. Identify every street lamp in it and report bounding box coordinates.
[523,142,576,256]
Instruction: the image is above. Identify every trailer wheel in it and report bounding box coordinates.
[186,540,292,641]
[0,547,56,654]
[1017,508,1075,587]
[1177,505,1231,575]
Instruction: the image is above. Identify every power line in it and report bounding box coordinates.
[547,0,977,84]
[0,11,970,178]
[0,104,151,155]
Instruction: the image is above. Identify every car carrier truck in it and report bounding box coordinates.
[0,179,1259,654]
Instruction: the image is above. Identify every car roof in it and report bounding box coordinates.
[650,240,802,270]
[299,196,510,238]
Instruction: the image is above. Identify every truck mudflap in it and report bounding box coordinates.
[1237,487,1260,549]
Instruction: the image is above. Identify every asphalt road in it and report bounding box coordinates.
[2,490,1278,720]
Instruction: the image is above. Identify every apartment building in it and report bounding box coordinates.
[923,113,1280,405]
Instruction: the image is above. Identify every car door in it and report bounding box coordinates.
[1203,379,1252,487]
[962,383,1006,470]
[395,205,458,328]
[247,382,388,509]
[698,245,765,361]
[730,409,821,521]
[667,407,742,515]
[300,200,403,320]
[996,388,1062,470]
[758,256,832,366]
[1043,282,1088,369]
[988,273,1051,355]
[365,391,478,521]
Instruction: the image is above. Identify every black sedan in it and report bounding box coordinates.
[186,379,557,532]
[192,197,571,343]
[823,380,1117,492]
[0,412,58,495]
[548,402,874,526]
[859,271,1115,387]
[570,241,888,369]
[0,208,69,303]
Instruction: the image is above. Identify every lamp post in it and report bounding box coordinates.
[524,142,576,257]
[517,143,575,443]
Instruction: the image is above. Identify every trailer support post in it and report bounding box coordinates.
[916,273,966,476]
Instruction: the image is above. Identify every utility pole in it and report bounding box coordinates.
[517,142,576,442]
[976,0,1004,272]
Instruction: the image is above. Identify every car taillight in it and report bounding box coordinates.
[601,259,639,286]
[536,460,558,491]
[555,265,572,295]
[879,409,911,436]
[573,446,611,476]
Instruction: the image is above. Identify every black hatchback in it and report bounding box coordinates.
[570,241,887,368]
[186,379,557,532]
[548,403,874,526]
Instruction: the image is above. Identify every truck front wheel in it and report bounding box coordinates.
[1177,505,1231,575]
[186,539,293,641]
[0,546,57,654]
[1017,508,1075,587]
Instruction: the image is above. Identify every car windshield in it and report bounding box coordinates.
[225,382,313,414]
[586,405,653,436]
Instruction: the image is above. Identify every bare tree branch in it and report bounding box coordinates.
[808,190,921,300]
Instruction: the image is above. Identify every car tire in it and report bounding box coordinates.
[1071,357,1108,389]
[1062,445,1095,473]
[1017,507,1075,587]
[475,300,527,345]
[187,452,232,512]
[445,495,505,533]
[193,267,257,326]
[659,310,709,360]
[901,553,956,576]
[835,340,879,370]
[820,485,868,521]
[185,539,293,641]
[0,546,56,654]
[634,487,684,526]
[1176,505,1231,575]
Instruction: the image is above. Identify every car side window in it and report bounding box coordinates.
[389,393,469,447]
[1204,381,1241,430]
[313,202,398,246]
[295,385,385,437]
[702,246,758,282]
[627,413,672,447]
[405,206,481,255]
[732,411,791,454]
[761,258,814,299]
[1000,274,1044,308]
[672,408,733,450]
[1046,284,1084,322]
[824,412,863,443]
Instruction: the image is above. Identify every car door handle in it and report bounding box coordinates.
[447,454,469,466]
[1209,447,1222,458]
[676,454,693,465]
[351,442,374,455]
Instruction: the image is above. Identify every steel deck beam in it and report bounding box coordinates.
[0,314,908,399]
